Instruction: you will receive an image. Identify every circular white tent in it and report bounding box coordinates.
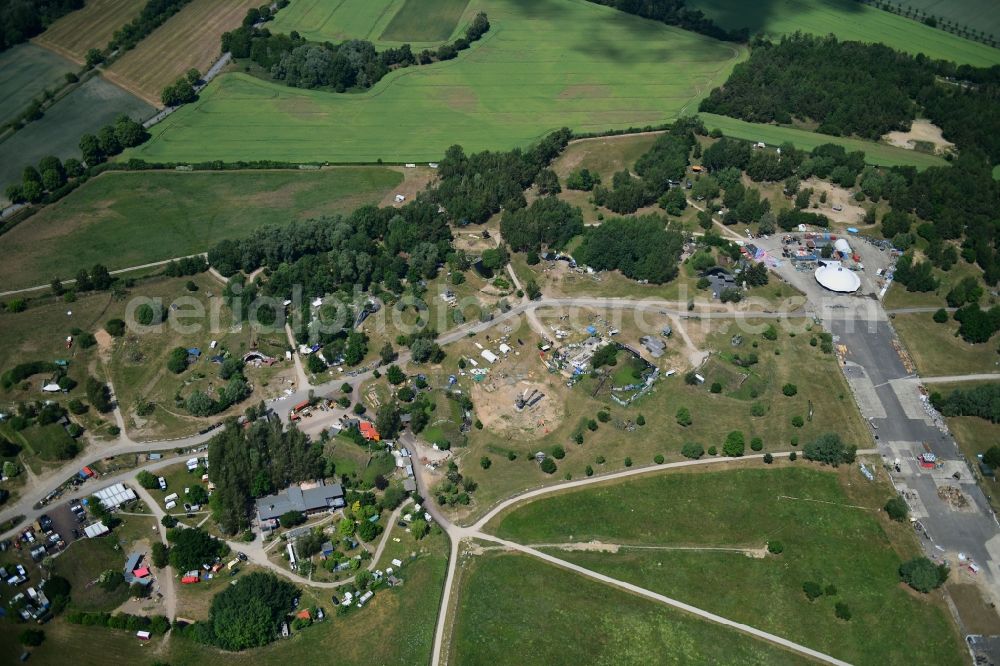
[834,238,851,255]
[814,261,860,293]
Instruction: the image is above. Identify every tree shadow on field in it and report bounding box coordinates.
[687,0,864,36]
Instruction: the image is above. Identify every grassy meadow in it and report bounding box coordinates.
[32,0,145,64]
[271,0,403,44]
[0,76,153,199]
[129,0,742,163]
[104,273,295,440]
[700,113,948,170]
[1,168,402,290]
[0,44,76,126]
[489,465,966,666]
[891,312,1000,376]
[450,551,809,664]
[688,0,1000,66]
[103,0,259,104]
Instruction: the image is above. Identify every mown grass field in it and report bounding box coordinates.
[0,422,76,467]
[104,0,259,105]
[700,113,948,169]
[271,0,408,44]
[891,312,1000,376]
[0,43,76,126]
[489,465,965,666]
[450,551,809,664]
[688,0,1000,66]
[32,0,145,64]
[1,167,402,290]
[130,0,743,163]
[0,76,153,198]
[381,0,471,42]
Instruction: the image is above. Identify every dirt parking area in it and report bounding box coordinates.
[802,178,866,225]
[379,166,437,208]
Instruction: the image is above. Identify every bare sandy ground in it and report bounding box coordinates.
[883,119,954,155]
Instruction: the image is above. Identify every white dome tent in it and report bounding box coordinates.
[814,260,860,293]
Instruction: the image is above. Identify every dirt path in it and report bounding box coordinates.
[527,541,768,558]
[133,484,178,623]
[667,314,708,368]
[0,253,209,297]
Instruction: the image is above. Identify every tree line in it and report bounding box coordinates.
[4,115,146,204]
[109,0,192,53]
[931,384,1000,423]
[586,0,748,42]
[222,12,489,92]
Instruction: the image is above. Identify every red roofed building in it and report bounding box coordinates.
[133,567,150,579]
[359,421,380,442]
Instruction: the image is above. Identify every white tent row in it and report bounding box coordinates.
[93,482,137,509]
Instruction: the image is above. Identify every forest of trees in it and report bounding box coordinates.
[575,215,685,283]
[586,0,747,42]
[433,128,572,224]
[500,196,583,252]
[184,572,297,651]
[0,0,82,52]
[700,33,1000,164]
[931,384,1000,422]
[208,200,452,297]
[593,119,699,213]
[222,12,489,92]
[207,418,325,533]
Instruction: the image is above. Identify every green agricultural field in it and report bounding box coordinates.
[0,75,153,199]
[129,0,743,164]
[688,0,1000,66]
[490,466,965,666]
[0,43,76,127]
[700,113,948,169]
[884,1,1000,46]
[381,0,471,42]
[451,551,808,664]
[0,168,402,290]
[270,0,408,44]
